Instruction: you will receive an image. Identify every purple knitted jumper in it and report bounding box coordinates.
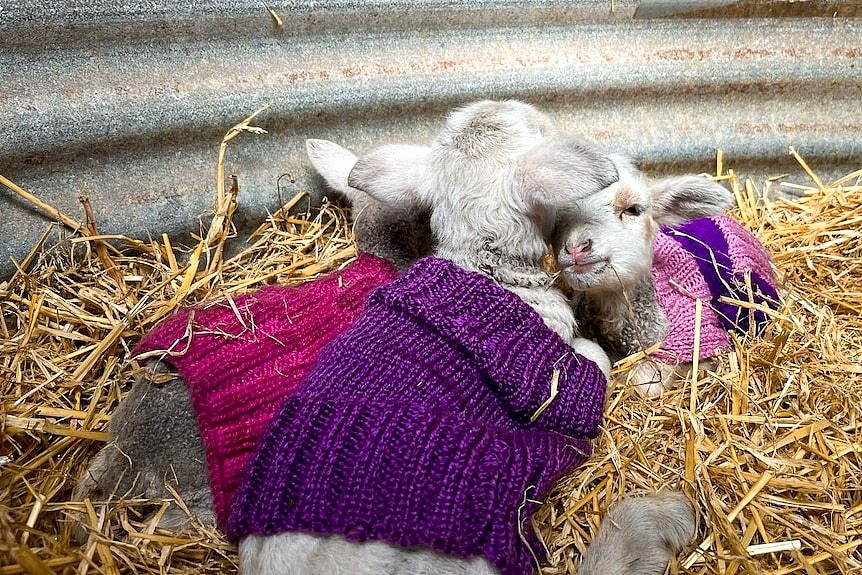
[228,256,607,575]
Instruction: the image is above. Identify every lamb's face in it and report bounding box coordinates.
[552,163,655,292]
[552,160,737,294]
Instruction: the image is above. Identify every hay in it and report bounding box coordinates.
[536,162,862,574]
[1,148,860,574]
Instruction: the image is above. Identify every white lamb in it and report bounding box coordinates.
[312,100,613,370]
[550,153,778,398]
[240,101,696,575]
[75,100,699,575]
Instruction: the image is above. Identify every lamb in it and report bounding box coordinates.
[309,136,719,575]
[70,143,432,543]
[74,99,698,575]
[233,99,617,575]
[307,132,703,575]
[551,153,778,397]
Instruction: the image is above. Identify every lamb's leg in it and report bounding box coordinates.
[239,532,498,575]
[572,337,611,379]
[71,362,213,542]
[627,358,715,398]
[579,491,696,575]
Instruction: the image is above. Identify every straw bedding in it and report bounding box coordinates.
[1,149,860,574]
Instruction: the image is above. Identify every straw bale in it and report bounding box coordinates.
[1,153,860,575]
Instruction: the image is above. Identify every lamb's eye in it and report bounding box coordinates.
[622,204,644,218]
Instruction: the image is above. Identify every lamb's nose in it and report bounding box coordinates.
[568,240,592,263]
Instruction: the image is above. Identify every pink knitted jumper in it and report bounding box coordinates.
[134,254,397,527]
[652,215,778,363]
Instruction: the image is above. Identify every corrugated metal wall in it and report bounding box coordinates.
[2,1,860,277]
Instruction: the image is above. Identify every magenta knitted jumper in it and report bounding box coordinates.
[134,253,398,527]
[652,215,778,363]
[227,256,607,575]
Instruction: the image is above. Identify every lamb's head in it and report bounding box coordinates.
[432,99,557,165]
[306,138,434,270]
[552,154,734,294]
[348,100,619,279]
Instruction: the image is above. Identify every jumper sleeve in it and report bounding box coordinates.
[473,327,606,439]
[371,257,607,438]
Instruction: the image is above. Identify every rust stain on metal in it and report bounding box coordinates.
[737,122,862,135]
[651,44,858,63]
[832,47,862,58]
[652,47,712,61]
[432,59,458,72]
[284,69,335,84]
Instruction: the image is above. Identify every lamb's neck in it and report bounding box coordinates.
[577,274,668,357]
[439,244,554,290]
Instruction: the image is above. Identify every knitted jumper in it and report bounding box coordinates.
[652,215,778,363]
[227,256,607,575]
[134,253,398,527]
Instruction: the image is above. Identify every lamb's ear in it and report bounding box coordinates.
[347,144,430,210]
[649,175,734,227]
[517,136,618,208]
[305,139,357,194]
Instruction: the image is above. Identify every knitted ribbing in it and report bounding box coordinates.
[713,216,778,332]
[228,256,607,575]
[133,253,398,529]
[652,215,778,363]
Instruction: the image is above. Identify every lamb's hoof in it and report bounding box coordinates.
[626,359,673,398]
[579,491,697,575]
[627,358,716,399]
